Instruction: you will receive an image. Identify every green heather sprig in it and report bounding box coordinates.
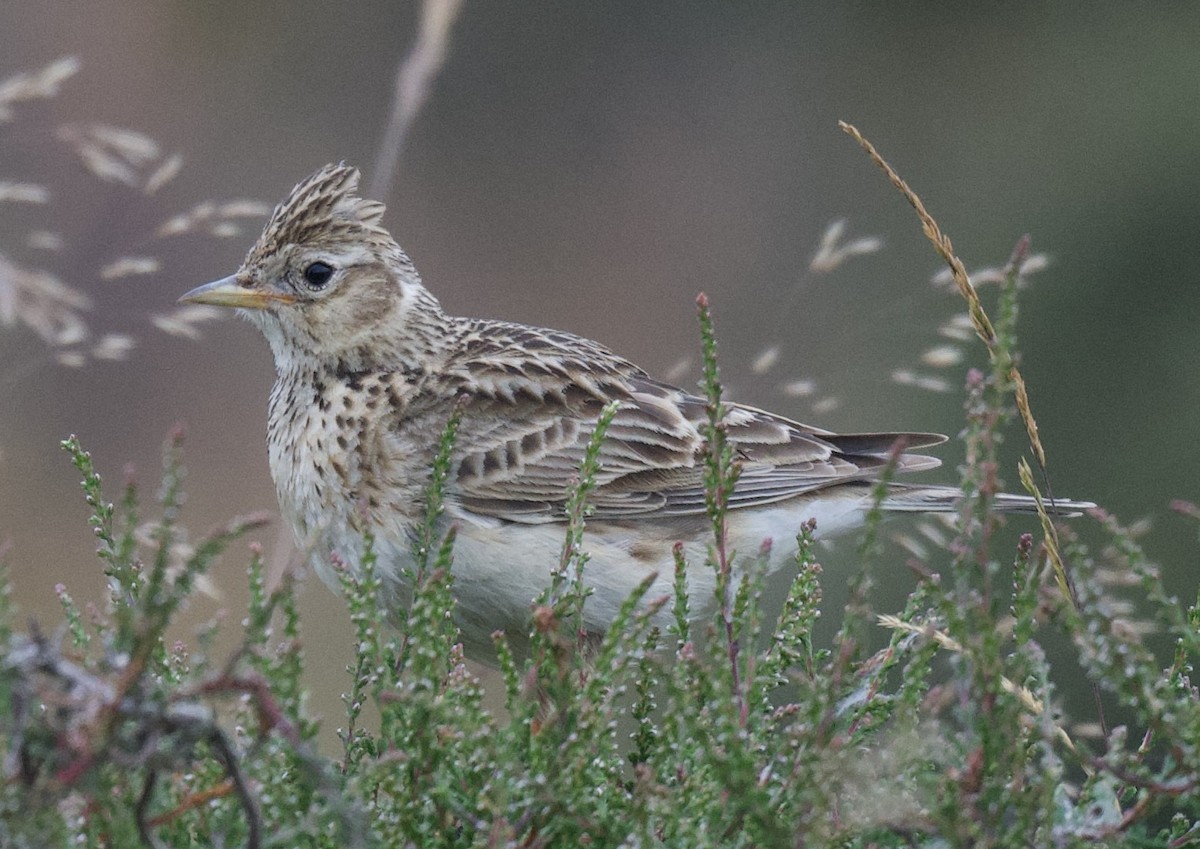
[696,292,751,724]
[3,126,1200,846]
[547,397,621,638]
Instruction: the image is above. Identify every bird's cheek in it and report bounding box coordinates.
[349,287,395,329]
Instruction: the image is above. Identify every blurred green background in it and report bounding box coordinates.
[1,3,1198,737]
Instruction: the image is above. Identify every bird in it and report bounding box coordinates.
[180,163,1092,659]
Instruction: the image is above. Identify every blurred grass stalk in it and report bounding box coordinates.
[3,126,1200,848]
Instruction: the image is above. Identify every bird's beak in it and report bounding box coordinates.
[178,275,297,309]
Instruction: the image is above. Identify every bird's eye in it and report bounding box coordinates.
[302,261,334,290]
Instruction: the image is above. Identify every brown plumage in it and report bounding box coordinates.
[181,163,1092,659]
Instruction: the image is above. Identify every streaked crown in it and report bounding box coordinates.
[246,163,397,264]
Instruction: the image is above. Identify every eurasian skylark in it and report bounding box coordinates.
[181,164,1091,657]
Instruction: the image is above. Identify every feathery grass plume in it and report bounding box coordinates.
[90,333,135,361]
[0,57,275,372]
[27,230,63,251]
[149,305,224,340]
[0,253,91,347]
[811,395,840,413]
[842,123,1076,599]
[0,57,79,122]
[930,251,1049,290]
[155,200,272,239]
[99,257,160,280]
[808,218,884,273]
[0,182,49,203]
[840,122,998,349]
[920,344,964,368]
[835,120,1200,842]
[780,377,816,396]
[891,368,952,393]
[748,217,881,399]
[938,312,976,341]
[56,124,185,194]
[661,353,692,384]
[749,343,780,374]
[144,153,184,195]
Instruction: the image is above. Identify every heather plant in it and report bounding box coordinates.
[3,122,1200,849]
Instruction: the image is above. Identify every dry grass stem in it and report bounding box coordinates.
[877,614,1081,759]
[1011,368,1046,467]
[217,200,273,218]
[157,200,271,239]
[756,219,882,379]
[369,0,466,200]
[1017,458,1071,601]
[264,523,304,595]
[841,120,1079,609]
[839,121,997,348]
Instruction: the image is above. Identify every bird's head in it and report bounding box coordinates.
[180,163,445,371]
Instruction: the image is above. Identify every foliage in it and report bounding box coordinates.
[3,139,1200,848]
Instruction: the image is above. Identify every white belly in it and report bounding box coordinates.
[415,489,872,658]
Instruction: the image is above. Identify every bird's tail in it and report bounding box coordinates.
[881,484,1094,517]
